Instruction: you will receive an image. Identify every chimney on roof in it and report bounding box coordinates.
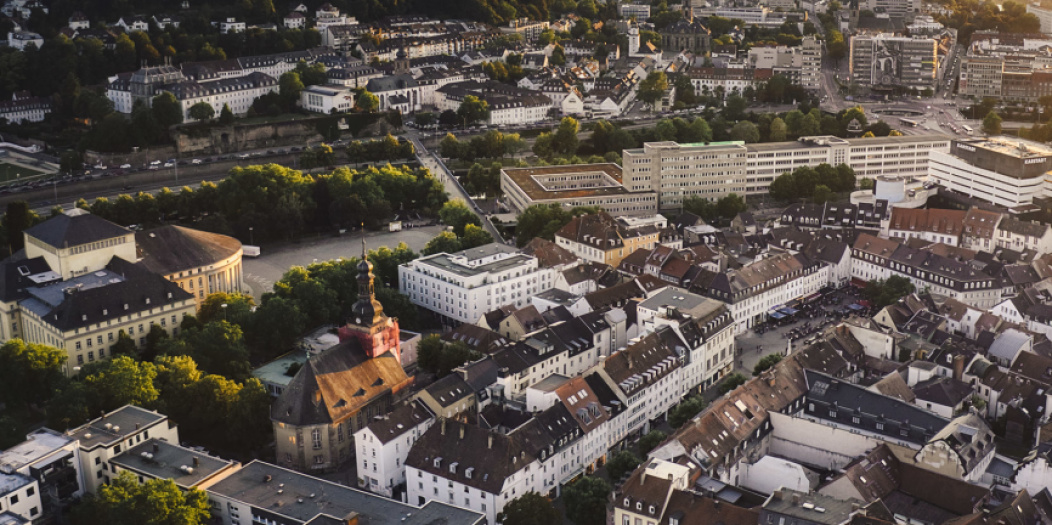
[193,457,200,467]
[441,419,447,435]
[460,425,465,440]
[153,443,159,453]
[792,494,801,506]
[135,423,140,430]
[773,490,783,501]
[953,354,966,382]
[488,433,494,449]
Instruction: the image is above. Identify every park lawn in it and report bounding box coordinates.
[0,161,44,182]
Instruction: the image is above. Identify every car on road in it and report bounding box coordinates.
[94,164,107,170]
[163,161,175,168]
[120,163,131,169]
[191,159,202,165]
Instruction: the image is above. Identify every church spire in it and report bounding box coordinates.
[352,227,383,326]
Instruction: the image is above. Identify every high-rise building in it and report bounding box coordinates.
[850,34,939,90]
[928,136,1052,208]
[622,141,749,210]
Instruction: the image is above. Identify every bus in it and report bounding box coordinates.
[900,117,920,127]
[962,124,973,135]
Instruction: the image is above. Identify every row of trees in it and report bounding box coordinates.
[513,204,601,247]
[75,162,447,243]
[440,130,528,162]
[768,164,858,202]
[682,194,748,224]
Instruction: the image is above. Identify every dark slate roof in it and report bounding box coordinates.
[136,225,242,275]
[804,370,949,444]
[364,400,433,444]
[422,372,472,408]
[912,376,973,408]
[0,252,51,303]
[405,419,534,494]
[24,209,130,249]
[33,257,193,332]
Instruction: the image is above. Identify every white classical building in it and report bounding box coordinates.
[300,84,355,114]
[399,243,556,326]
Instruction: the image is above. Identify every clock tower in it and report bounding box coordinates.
[338,236,401,363]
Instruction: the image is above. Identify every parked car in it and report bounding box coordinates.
[94,164,107,170]
[191,158,202,165]
[120,163,132,169]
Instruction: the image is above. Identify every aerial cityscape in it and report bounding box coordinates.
[2,0,1052,524]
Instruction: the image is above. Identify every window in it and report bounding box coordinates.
[27,486,34,496]
[11,494,18,504]
[312,428,322,449]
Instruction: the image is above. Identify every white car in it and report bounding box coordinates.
[120,163,131,169]
[163,161,175,168]
[94,164,107,170]
[191,158,202,165]
[149,160,161,166]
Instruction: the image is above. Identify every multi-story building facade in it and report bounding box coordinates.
[500,164,659,216]
[747,134,950,195]
[928,136,1052,208]
[134,225,244,305]
[0,429,83,518]
[0,472,42,523]
[353,401,434,498]
[0,210,197,374]
[886,207,966,246]
[850,34,939,90]
[399,244,556,326]
[0,92,50,124]
[622,141,749,211]
[960,34,1052,102]
[206,460,485,525]
[554,212,662,268]
[747,37,823,90]
[66,405,180,495]
[853,233,1003,308]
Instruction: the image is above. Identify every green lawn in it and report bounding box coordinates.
[0,162,44,182]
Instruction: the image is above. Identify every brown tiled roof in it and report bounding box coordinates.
[556,376,609,433]
[520,238,577,268]
[854,233,901,259]
[871,372,916,403]
[888,208,966,236]
[614,466,673,518]
[661,492,759,525]
[271,340,412,426]
[962,208,1001,240]
[603,327,681,396]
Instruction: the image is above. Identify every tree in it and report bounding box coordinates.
[80,356,159,414]
[717,193,747,219]
[151,91,183,129]
[423,231,462,255]
[827,30,846,64]
[461,223,494,250]
[753,353,783,376]
[356,90,379,112]
[109,330,138,358]
[638,429,667,455]
[164,321,252,381]
[439,199,481,236]
[514,204,599,247]
[416,336,479,377]
[69,471,211,525]
[730,121,760,143]
[860,177,875,190]
[563,476,612,525]
[279,71,305,109]
[532,132,554,158]
[718,372,747,395]
[188,102,215,122]
[552,116,580,156]
[983,111,1002,135]
[606,450,641,481]
[498,493,561,525]
[769,117,788,141]
[457,95,491,126]
[864,275,916,309]
[0,339,65,408]
[813,184,833,204]
[638,71,669,108]
[198,292,255,327]
[4,201,35,253]
[219,103,235,125]
[669,396,707,428]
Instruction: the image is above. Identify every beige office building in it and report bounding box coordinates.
[622,141,749,210]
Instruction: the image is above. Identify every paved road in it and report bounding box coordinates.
[241,224,445,299]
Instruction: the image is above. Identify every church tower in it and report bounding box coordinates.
[394,47,410,76]
[338,237,401,363]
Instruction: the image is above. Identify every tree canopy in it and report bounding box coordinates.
[70,471,211,525]
[563,476,612,525]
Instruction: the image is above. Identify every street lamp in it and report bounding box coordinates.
[248,227,254,245]
[221,303,228,321]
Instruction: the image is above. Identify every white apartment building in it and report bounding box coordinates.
[169,72,277,121]
[995,216,1052,254]
[0,93,50,124]
[636,288,737,391]
[747,36,823,90]
[704,252,830,334]
[300,84,355,113]
[66,405,180,495]
[399,243,556,326]
[622,141,749,210]
[0,472,41,523]
[219,17,245,33]
[853,233,1004,309]
[7,30,42,50]
[928,137,1052,208]
[354,401,434,498]
[601,328,685,445]
[747,134,950,196]
[0,428,84,515]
